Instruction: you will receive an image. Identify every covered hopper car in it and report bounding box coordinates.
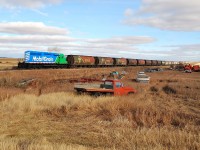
[114,58,127,66]
[95,57,114,66]
[162,61,166,66]
[157,61,162,66]
[127,59,137,66]
[137,59,145,66]
[151,60,157,66]
[145,60,152,66]
[67,55,95,67]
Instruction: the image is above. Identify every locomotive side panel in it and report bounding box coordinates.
[25,51,59,64]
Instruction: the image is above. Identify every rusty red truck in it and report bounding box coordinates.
[192,65,200,72]
[74,79,136,96]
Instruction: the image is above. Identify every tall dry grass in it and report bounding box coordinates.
[0,92,199,150]
[0,58,18,70]
[0,68,200,149]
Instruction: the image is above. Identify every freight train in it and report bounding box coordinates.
[18,50,178,69]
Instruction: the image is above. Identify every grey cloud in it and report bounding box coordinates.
[0,20,198,61]
[139,44,200,61]
[124,8,134,17]
[0,0,63,9]
[170,45,200,59]
[85,36,155,44]
[124,0,200,31]
[0,22,69,35]
[0,33,199,61]
[0,35,75,44]
[0,33,155,58]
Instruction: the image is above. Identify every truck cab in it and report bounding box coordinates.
[101,80,135,96]
[74,79,136,96]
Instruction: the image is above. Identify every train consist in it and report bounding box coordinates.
[18,51,179,69]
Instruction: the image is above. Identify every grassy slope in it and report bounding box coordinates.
[0,67,199,150]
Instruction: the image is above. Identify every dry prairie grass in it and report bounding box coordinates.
[0,67,200,149]
[0,93,199,150]
[0,58,18,70]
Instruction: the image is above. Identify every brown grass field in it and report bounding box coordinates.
[0,62,199,149]
[0,58,19,70]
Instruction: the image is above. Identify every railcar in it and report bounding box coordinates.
[145,60,152,66]
[95,57,114,66]
[113,58,127,66]
[137,59,145,66]
[161,61,166,66]
[165,61,170,66]
[151,60,157,66]
[18,51,68,69]
[157,61,162,66]
[127,59,137,66]
[67,55,95,67]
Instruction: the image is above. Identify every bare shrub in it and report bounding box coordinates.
[0,78,7,86]
[166,79,178,83]
[163,85,177,94]
[150,86,158,92]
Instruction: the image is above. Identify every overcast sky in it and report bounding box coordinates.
[0,0,199,61]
